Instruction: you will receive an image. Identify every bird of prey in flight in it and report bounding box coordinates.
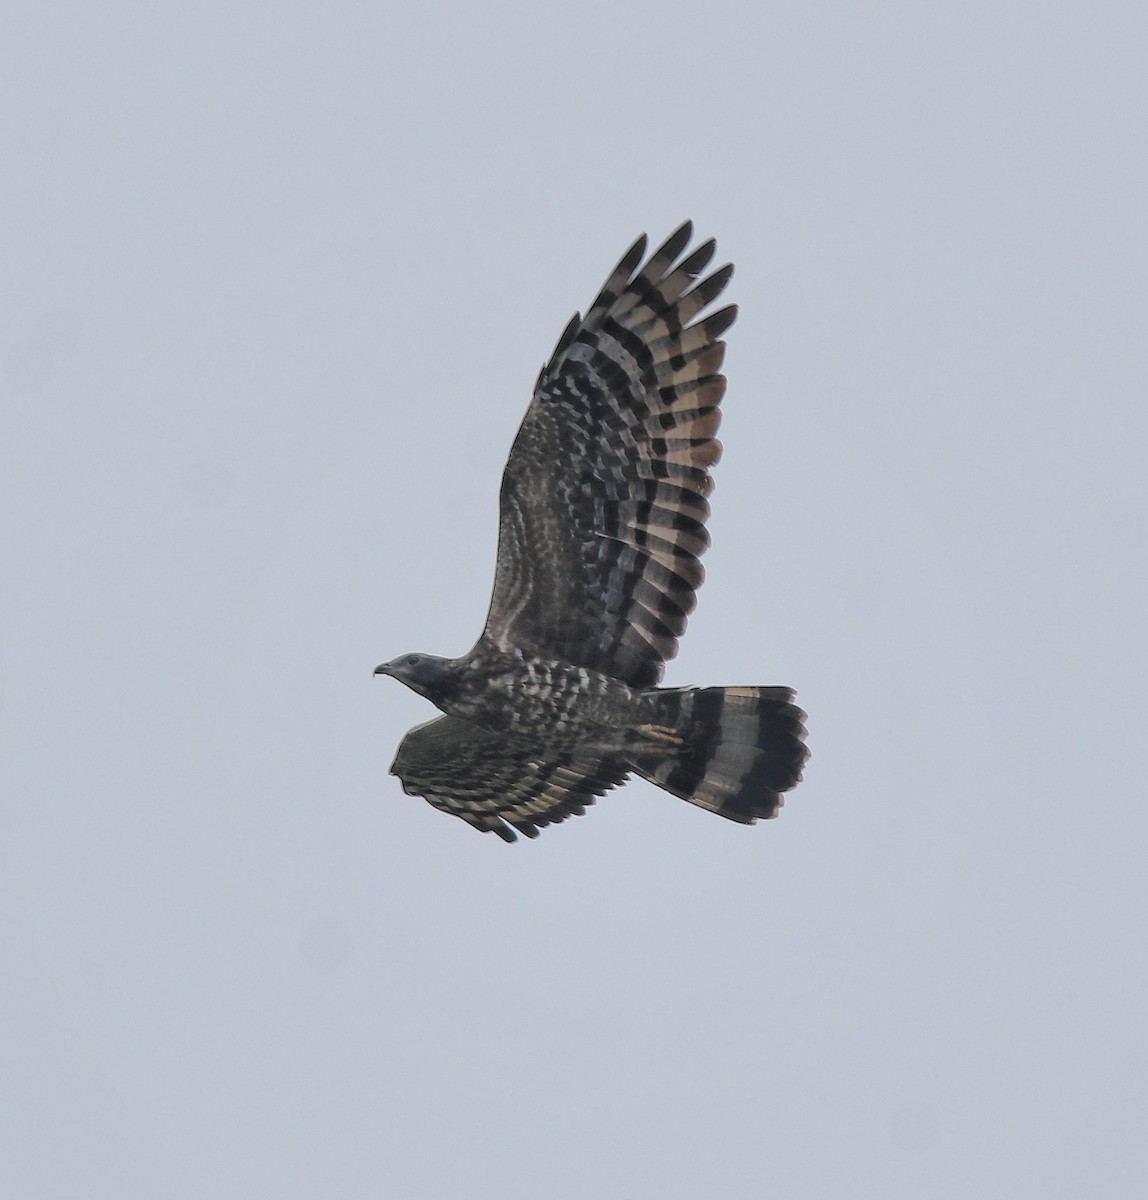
[375,222,807,841]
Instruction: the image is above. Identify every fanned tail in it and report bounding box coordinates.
[627,686,808,823]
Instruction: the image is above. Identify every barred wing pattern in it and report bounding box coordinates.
[479,221,736,688]
[390,716,630,843]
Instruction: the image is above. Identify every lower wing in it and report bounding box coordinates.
[389,715,629,842]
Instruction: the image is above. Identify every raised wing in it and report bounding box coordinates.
[390,716,630,842]
[479,221,736,688]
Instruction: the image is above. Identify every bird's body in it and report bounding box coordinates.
[458,654,650,746]
[375,223,808,841]
[382,650,645,746]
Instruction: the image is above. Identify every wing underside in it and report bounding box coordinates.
[390,715,630,842]
[479,222,737,688]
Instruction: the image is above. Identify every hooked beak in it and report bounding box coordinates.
[373,661,394,677]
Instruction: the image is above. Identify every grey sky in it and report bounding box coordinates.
[3,2,1146,1196]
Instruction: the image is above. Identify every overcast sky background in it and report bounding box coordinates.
[3,2,1146,1196]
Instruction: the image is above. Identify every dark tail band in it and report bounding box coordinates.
[627,686,808,823]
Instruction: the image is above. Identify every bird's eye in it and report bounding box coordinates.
[406,654,422,666]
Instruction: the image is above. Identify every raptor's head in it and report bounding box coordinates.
[373,653,458,706]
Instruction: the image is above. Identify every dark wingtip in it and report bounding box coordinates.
[550,311,582,361]
[620,232,648,276]
[651,221,694,270]
[708,303,738,338]
[678,238,716,279]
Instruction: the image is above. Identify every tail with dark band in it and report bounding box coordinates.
[628,686,808,823]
